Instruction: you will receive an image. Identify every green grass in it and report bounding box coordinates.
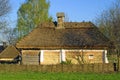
[0,71,120,80]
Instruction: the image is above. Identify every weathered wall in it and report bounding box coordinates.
[22,50,40,65]
[83,50,103,63]
[21,49,106,65]
[41,50,60,65]
[66,50,104,64]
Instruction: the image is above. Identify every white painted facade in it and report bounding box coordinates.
[104,50,109,63]
[22,49,109,64]
[39,49,109,63]
[60,49,66,62]
[40,50,44,62]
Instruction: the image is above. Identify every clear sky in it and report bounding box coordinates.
[0,0,116,42]
[9,0,115,24]
[49,0,115,22]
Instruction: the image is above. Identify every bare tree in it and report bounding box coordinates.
[0,0,10,28]
[73,50,86,64]
[0,0,10,17]
[2,27,18,45]
[0,0,11,44]
[95,0,120,71]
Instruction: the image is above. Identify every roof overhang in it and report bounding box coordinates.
[16,45,109,50]
[0,58,14,61]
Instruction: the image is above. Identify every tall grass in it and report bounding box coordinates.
[0,71,120,80]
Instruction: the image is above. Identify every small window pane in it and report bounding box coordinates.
[89,55,94,59]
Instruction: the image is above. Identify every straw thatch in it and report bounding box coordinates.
[16,22,110,49]
[0,45,20,59]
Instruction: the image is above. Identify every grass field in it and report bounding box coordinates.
[0,71,120,80]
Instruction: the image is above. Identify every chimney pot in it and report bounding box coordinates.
[57,12,65,17]
[56,12,65,29]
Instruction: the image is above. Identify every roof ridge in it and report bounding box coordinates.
[35,21,96,29]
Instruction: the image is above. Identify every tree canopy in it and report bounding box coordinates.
[95,0,120,49]
[17,0,52,39]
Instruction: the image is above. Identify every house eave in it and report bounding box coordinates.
[16,45,109,50]
[0,58,14,61]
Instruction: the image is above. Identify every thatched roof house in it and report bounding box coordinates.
[16,13,110,65]
[0,45,20,64]
[16,22,110,49]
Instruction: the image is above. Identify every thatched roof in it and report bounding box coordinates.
[0,45,20,58]
[16,22,110,49]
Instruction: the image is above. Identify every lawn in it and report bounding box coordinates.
[0,71,120,80]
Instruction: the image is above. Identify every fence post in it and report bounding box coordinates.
[117,55,119,71]
[61,64,63,72]
[81,64,84,72]
[102,63,104,72]
[113,62,117,71]
[92,64,94,72]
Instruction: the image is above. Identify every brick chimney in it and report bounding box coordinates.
[56,12,65,29]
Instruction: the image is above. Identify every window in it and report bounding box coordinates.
[89,55,94,59]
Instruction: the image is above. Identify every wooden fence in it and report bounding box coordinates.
[0,63,115,73]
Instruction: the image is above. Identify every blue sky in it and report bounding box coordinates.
[0,0,116,42]
[9,0,115,23]
[49,0,115,22]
